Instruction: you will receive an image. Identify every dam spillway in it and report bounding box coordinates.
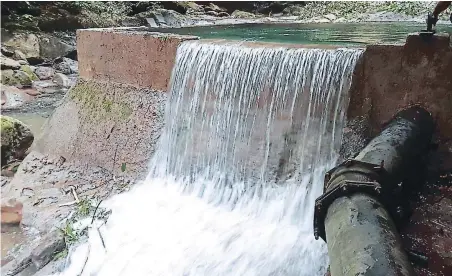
[58,40,362,275]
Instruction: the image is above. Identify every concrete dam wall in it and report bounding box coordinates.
[34,28,452,178]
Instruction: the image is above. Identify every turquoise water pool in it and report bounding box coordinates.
[159,22,452,46]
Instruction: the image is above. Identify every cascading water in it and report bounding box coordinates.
[59,41,363,276]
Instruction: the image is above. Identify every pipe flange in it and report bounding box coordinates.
[313,179,382,242]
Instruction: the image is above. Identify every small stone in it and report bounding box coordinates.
[1,56,21,70]
[53,57,78,74]
[18,60,28,65]
[14,50,27,61]
[54,73,71,88]
[31,230,65,269]
[1,199,23,225]
[324,14,337,21]
[34,66,55,80]
[24,88,41,96]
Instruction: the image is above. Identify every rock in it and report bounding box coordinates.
[324,14,337,21]
[218,12,230,17]
[205,3,227,13]
[13,66,39,87]
[32,80,59,92]
[1,69,19,85]
[53,57,78,74]
[2,33,40,59]
[18,60,29,65]
[24,88,41,96]
[13,50,28,61]
[0,85,33,109]
[1,199,23,225]
[1,115,34,164]
[1,47,14,57]
[31,230,65,270]
[231,10,256,19]
[206,11,219,17]
[145,17,158,27]
[1,56,21,70]
[39,35,77,60]
[54,73,71,87]
[35,66,55,80]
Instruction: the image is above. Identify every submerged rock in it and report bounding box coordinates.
[1,115,34,164]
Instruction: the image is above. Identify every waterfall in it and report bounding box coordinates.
[59,41,363,276]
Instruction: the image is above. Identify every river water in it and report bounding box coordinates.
[58,40,362,276]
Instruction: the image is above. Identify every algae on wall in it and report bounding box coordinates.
[70,81,133,122]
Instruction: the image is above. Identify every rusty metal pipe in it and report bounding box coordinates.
[317,106,434,276]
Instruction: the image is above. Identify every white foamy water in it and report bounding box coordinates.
[58,41,363,276]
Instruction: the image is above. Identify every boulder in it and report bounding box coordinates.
[34,66,55,80]
[1,56,21,70]
[12,65,39,87]
[54,73,71,87]
[231,10,256,18]
[1,69,19,85]
[206,11,219,17]
[2,33,40,59]
[1,199,23,226]
[39,34,76,60]
[13,50,27,60]
[205,3,227,13]
[53,57,78,74]
[1,115,34,164]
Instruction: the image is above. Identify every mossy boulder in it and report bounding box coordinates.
[1,115,34,165]
[1,70,18,86]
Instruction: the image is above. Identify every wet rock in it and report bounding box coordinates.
[2,33,40,59]
[53,57,78,74]
[0,85,33,109]
[13,49,28,61]
[31,230,65,270]
[1,56,21,70]
[32,80,59,92]
[218,12,230,17]
[231,10,256,19]
[1,198,23,225]
[1,115,34,164]
[54,73,71,88]
[35,66,55,80]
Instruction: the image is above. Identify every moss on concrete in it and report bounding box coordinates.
[70,81,133,122]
